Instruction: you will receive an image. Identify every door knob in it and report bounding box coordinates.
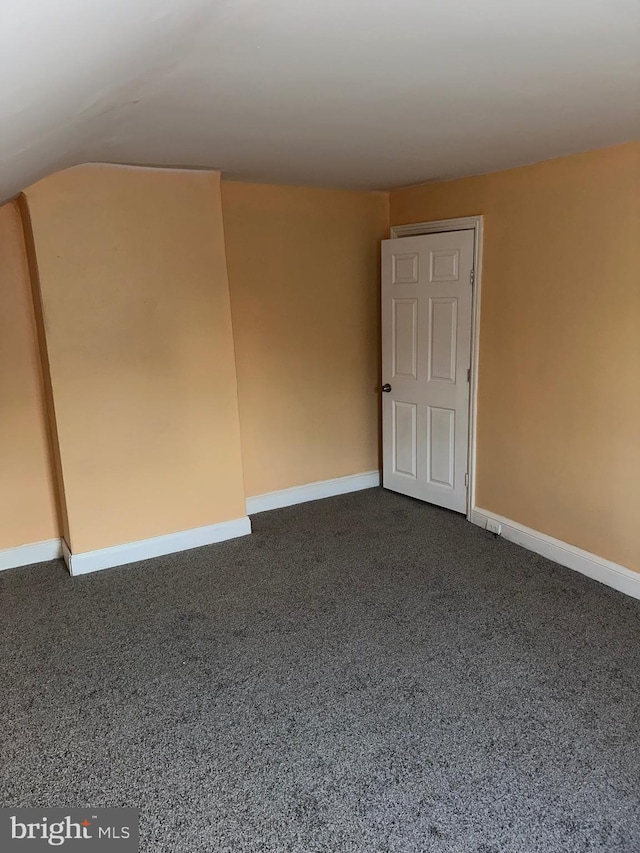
[382,384,392,393]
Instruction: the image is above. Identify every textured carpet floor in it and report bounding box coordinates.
[1,488,639,852]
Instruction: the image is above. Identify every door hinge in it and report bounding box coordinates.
[470,268,475,287]
[465,473,469,487]
[467,367,471,383]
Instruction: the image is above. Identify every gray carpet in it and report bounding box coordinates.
[1,488,639,852]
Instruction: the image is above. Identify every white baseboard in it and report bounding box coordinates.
[63,516,252,576]
[0,538,63,572]
[246,470,381,515]
[470,507,640,601]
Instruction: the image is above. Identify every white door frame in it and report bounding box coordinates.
[389,215,483,520]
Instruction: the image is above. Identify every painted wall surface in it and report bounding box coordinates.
[390,142,640,572]
[222,181,388,497]
[0,201,59,549]
[24,165,246,554]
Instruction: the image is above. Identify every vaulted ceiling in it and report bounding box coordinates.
[1,0,638,202]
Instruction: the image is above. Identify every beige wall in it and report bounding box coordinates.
[390,142,640,572]
[23,165,246,554]
[0,201,59,549]
[222,181,388,497]
[5,146,638,579]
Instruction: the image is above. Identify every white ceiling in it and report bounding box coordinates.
[1,0,638,202]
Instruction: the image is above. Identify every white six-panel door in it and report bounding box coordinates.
[381,230,474,513]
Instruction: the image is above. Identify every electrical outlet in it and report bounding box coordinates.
[486,518,502,536]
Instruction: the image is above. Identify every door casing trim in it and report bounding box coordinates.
[388,216,483,519]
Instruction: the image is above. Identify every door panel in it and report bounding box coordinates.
[393,401,418,478]
[429,248,459,282]
[427,405,455,487]
[381,230,474,513]
[392,252,419,284]
[428,297,457,383]
[392,298,418,379]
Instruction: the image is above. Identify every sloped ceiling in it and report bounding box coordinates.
[1,0,638,202]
